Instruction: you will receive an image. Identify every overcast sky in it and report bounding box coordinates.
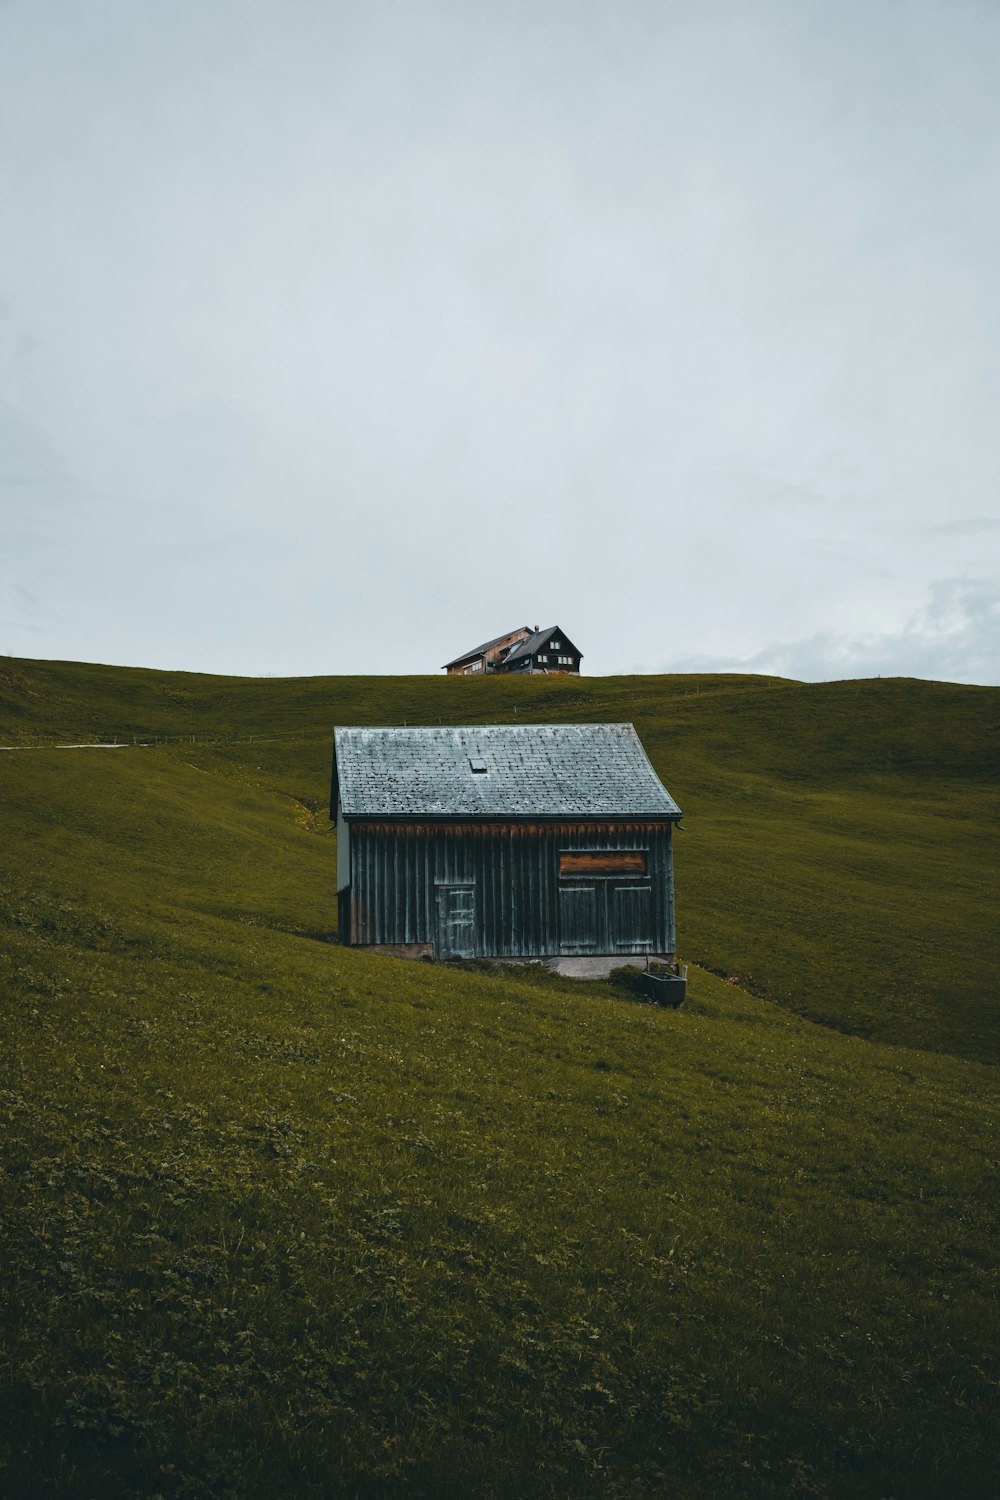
[1,0,998,683]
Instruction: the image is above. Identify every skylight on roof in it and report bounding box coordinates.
[469,757,488,774]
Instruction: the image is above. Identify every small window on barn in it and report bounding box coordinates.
[471,661,482,672]
[551,640,561,649]
[469,757,488,773]
[560,851,648,876]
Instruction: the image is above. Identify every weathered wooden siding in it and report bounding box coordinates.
[445,627,532,674]
[345,819,675,957]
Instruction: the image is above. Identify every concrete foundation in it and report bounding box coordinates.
[361,945,673,980]
[542,955,672,980]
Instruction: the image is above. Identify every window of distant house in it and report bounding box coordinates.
[472,661,482,671]
[551,640,561,649]
[537,654,547,663]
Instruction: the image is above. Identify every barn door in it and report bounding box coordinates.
[435,885,477,959]
[559,881,653,954]
[559,885,599,954]
[610,884,653,951]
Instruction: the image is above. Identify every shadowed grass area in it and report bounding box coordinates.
[0,659,997,1496]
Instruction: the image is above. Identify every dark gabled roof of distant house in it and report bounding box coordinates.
[503,626,581,665]
[442,626,531,670]
[333,723,680,820]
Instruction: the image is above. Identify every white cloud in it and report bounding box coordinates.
[671,578,1000,685]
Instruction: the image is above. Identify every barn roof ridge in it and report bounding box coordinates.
[336,721,636,731]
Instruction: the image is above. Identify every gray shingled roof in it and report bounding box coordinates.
[333,723,680,819]
[441,626,530,670]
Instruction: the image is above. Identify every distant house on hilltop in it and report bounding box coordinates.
[442,625,582,676]
[332,722,680,960]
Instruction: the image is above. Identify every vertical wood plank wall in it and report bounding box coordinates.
[346,820,676,956]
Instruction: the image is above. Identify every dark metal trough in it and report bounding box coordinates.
[644,963,688,1007]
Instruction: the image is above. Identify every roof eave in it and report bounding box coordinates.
[340,809,681,822]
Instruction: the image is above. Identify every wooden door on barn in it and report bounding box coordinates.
[435,884,477,959]
[610,884,653,951]
[559,880,654,954]
[558,885,599,954]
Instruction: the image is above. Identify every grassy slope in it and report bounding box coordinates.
[1,658,998,1497]
[2,656,996,1061]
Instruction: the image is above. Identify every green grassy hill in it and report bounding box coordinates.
[3,656,996,1060]
[1,657,997,1497]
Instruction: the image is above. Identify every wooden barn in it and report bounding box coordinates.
[332,723,681,960]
